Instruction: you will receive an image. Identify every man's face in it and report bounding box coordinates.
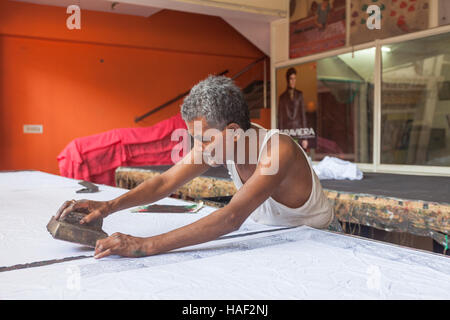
[288,73,296,89]
[186,117,228,167]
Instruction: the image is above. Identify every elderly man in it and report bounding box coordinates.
[56,75,337,259]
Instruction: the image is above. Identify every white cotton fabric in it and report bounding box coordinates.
[2,173,450,300]
[1,226,450,300]
[0,171,277,267]
[313,156,364,180]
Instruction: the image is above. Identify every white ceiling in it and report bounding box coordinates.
[12,0,162,17]
[222,17,270,55]
[12,0,272,55]
[105,0,282,22]
[12,0,281,21]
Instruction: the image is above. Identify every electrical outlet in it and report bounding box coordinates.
[23,124,43,134]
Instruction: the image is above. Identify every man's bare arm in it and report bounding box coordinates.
[107,149,210,214]
[94,135,296,258]
[57,148,210,223]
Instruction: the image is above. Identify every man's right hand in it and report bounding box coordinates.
[55,199,112,224]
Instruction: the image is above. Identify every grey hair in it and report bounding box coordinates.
[181,75,250,131]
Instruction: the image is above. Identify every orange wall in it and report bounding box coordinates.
[0,0,266,174]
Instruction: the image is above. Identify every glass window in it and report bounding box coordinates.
[276,48,374,163]
[381,32,450,166]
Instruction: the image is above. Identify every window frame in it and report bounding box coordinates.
[273,24,450,177]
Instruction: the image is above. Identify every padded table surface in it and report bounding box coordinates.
[1,171,450,299]
[321,172,450,203]
[115,166,450,242]
[117,165,450,203]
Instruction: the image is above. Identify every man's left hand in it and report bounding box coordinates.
[94,233,149,259]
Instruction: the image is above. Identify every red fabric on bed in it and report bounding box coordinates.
[57,113,187,186]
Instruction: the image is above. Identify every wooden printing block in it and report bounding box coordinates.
[46,211,108,247]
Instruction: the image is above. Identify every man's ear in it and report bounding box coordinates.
[226,123,241,142]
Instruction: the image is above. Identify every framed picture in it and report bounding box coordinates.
[276,62,318,150]
[350,0,430,45]
[289,0,347,59]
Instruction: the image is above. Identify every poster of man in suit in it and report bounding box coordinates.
[277,66,317,150]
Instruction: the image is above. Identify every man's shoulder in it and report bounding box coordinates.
[265,132,298,159]
[279,132,299,149]
[256,132,297,177]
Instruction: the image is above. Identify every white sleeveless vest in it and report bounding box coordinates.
[226,126,334,229]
